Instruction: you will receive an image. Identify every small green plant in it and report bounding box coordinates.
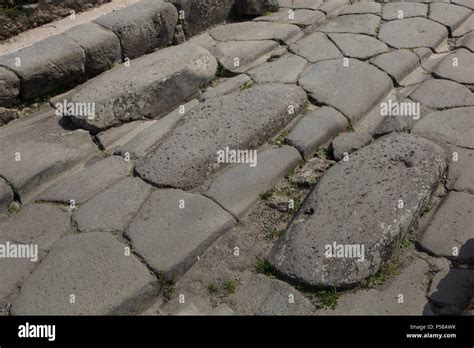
[162,281,175,302]
[215,65,225,78]
[0,7,25,18]
[315,147,328,158]
[272,129,289,145]
[254,257,273,276]
[315,287,339,310]
[6,204,20,216]
[260,188,275,201]
[363,260,400,289]
[207,283,218,295]
[239,81,254,90]
[420,204,432,217]
[224,279,236,294]
[400,229,416,249]
[346,123,355,132]
[263,227,282,240]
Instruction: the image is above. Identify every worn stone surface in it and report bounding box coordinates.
[205,146,301,218]
[331,131,372,162]
[429,3,472,32]
[247,53,307,84]
[268,133,447,288]
[11,232,159,315]
[428,268,474,315]
[410,79,474,109]
[209,22,303,45]
[39,156,132,205]
[419,191,474,263]
[95,0,177,59]
[254,9,325,27]
[228,274,314,315]
[370,49,420,83]
[126,190,235,281]
[0,178,14,214]
[135,84,307,190]
[66,43,217,132]
[0,67,20,107]
[412,107,474,149]
[340,2,381,15]
[378,18,448,49]
[315,257,431,315]
[328,33,388,59]
[0,35,85,100]
[321,14,381,36]
[382,2,428,21]
[73,177,152,233]
[288,156,335,188]
[0,204,71,252]
[432,49,474,85]
[445,145,474,194]
[289,32,343,63]
[0,108,98,202]
[63,23,121,76]
[299,58,393,122]
[278,0,322,11]
[458,31,474,52]
[285,107,348,160]
[200,75,252,101]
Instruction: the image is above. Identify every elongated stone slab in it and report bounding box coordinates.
[328,33,388,60]
[11,233,159,315]
[254,9,325,27]
[432,49,474,85]
[429,3,472,33]
[321,14,381,36]
[66,43,217,132]
[410,79,474,109]
[382,3,428,20]
[268,133,447,288]
[289,32,342,63]
[247,53,308,84]
[135,84,307,190]
[299,58,393,122]
[126,189,235,281]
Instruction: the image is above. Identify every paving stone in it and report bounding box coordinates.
[278,0,323,10]
[458,31,474,52]
[378,18,448,49]
[0,107,17,126]
[286,107,348,160]
[315,257,431,315]
[189,32,217,51]
[419,191,474,263]
[370,49,421,84]
[210,40,284,74]
[0,108,98,202]
[96,121,152,152]
[200,76,252,101]
[339,2,381,15]
[432,49,474,85]
[0,178,14,214]
[289,32,343,63]
[114,100,199,159]
[412,106,474,149]
[331,131,372,162]
[63,23,121,76]
[410,79,474,109]
[328,33,388,59]
[228,274,314,315]
[247,53,307,84]
[318,1,351,15]
[169,0,234,37]
[429,3,472,33]
[382,2,428,20]
[453,13,474,37]
[268,133,447,288]
[445,145,474,194]
[428,268,474,315]
[0,204,71,252]
[95,0,177,60]
[11,232,159,315]
[452,0,474,10]
[205,146,301,218]
[209,22,303,45]
[66,43,217,132]
[73,177,152,233]
[0,35,85,100]
[135,84,307,190]
[126,189,235,281]
[39,156,132,205]
[254,9,325,27]
[299,58,393,122]
[0,67,19,108]
[321,14,381,36]
[0,236,38,311]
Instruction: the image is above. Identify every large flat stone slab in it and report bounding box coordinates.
[412,107,474,149]
[382,2,428,21]
[429,3,472,33]
[419,191,474,263]
[0,35,85,100]
[73,177,153,233]
[446,145,474,194]
[94,0,177,60]
[135,84,307,190]
[340,2,381,15]
[410,79,474,109]
[278,0,322,11]
[247,53,308,84]
[370,49,421,84]
[228,274,314,315]
[205,145,302,218]
[11,232,159,315]
[378,18,448,49]
[65,43,217,132]
[0,204,71,252]
[289,32,343,63]
[268,133,447,288]
[321,14,381,36]
[254,9,325,27]
[299,58,393,122]
[126,190,235,281]
[432,49,474,85]
[38,156,132,205]
[0,108,98,202]
[328,33,388,60]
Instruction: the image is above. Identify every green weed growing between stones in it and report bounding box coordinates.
[161,281,175,302]
[207,283,218,295]
[239,81,254,90]
[254,257,273,276]
[314,287,339,310]
[400,229,416,249]
[362,259,401,289]
[224,279,236,294]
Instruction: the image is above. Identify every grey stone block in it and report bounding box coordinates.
[0,67,20,107]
